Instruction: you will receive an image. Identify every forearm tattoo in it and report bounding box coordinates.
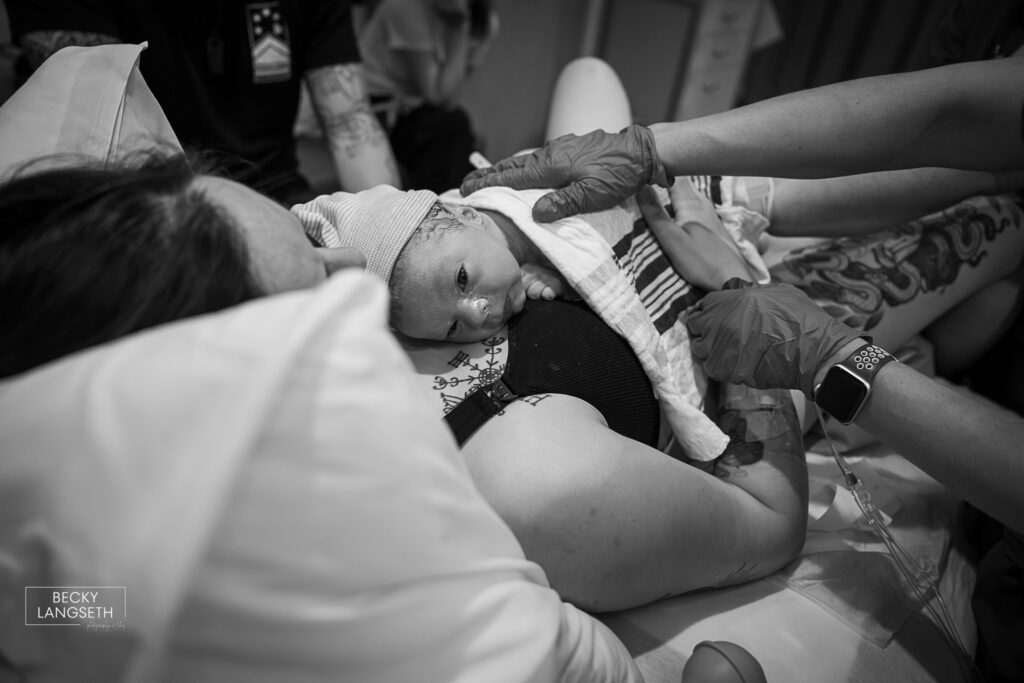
[306,63,390,159]
[771,196,1023,331]
[20,31,120,70]
[711,408,765,478]
[704,387,804,479]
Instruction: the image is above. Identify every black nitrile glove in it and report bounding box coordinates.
[686,279,865,397]
[459,124,672,222]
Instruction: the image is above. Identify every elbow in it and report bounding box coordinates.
[738,509,807,585]
[780,512,808,566]
[763,510,807,577]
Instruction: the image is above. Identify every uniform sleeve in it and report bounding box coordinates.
[301,0,363,70]
[4,0,120,39]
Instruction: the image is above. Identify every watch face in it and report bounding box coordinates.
[815,365,870,424]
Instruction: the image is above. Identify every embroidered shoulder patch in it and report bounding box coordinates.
[246,2,292,83]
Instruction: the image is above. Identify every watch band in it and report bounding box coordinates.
[814,343,898,424]
[845,343,896,373]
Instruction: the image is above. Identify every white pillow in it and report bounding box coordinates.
[0,273,638,683]
[0,43,180,180]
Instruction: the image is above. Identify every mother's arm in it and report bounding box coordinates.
[461,388,807,612]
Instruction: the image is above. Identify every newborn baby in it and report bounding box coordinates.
[295,185,576,342]
[294,184,752,343]
[385,199,573,342]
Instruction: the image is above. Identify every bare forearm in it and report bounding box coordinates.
[651,59,1024,179]
[855,363,1024,533]
[770,168,1024,237]
[306,64,402,190]
[323,110,402,190]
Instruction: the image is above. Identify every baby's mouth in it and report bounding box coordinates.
[498,295,513,327]
[495,285,527,328]
[510,285,526,315]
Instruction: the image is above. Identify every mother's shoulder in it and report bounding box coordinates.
[398,330,509,419]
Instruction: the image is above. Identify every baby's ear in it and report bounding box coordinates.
[444,202,485,228]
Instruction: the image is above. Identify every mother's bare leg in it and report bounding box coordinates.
[771,194,1024,356]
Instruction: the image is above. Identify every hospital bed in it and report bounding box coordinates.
[0,43,987,683]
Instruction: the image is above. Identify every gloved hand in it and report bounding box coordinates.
[686,279,865,397]
[460,124,672,222]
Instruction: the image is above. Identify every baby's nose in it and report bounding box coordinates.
[459,296,490,327]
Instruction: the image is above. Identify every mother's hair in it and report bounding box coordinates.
[0,153,265,379]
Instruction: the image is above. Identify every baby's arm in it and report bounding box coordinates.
[638,184,753,291]
[521,262,578,301]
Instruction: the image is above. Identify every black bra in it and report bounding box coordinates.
[444,299,660,447]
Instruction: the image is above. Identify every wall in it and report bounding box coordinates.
[459,0,591,160]
[738,0,950,105]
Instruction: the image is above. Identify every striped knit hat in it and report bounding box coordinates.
[292,186,439,284]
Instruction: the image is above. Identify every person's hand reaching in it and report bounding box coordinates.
[520,263,576,301]
[637,183,751,292]
[460,125,672,223]
[686,280,866,397]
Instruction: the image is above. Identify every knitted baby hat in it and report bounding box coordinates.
[292,186,439,284]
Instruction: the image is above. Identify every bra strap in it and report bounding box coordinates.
[443,379,518,447]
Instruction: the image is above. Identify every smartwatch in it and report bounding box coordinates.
[813,343,898,424]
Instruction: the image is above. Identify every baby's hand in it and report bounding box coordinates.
[521,263,573,300]
[638,184,752,291]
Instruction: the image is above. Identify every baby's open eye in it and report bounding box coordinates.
[457,265,468,290]
[447,320,459,338]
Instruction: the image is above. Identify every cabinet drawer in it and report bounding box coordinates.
[698,0,761,35]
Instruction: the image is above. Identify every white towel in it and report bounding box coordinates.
[443,178,771,461]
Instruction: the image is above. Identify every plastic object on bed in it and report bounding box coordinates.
[680,641,767,683]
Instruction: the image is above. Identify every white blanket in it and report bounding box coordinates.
[442,180,770,461]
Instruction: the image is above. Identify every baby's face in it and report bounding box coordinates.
[392,203,526,342]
